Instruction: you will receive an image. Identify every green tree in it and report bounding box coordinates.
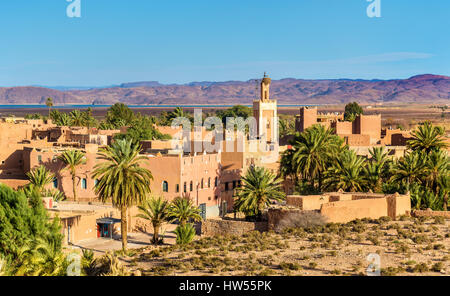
[114,114,171,146]
[234,166,285,221]
[70,110,85,126]
[364,147,391,192]
[136,195,170,244]
[390,151,427,192]
[216,105,252,125]
[323,150,367,192]
[168,196,202,226]
[279,117,295,138]
[344,102,363,122]
[26,165,55,193]
[92,139,153,251]
[105,103,135,128]
[291,125,344,190]
[58,150,86,202]
[407,121,448,153]
[0,184,63,273]
[425,150,449,195]
[45,97,53,118]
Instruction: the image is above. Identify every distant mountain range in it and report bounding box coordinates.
[1,74,449,105]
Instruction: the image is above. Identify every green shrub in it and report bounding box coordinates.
[175,223,196,245]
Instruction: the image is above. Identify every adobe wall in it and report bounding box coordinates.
[201,218,268,237]
[333,121,353,135]
[296,107,318,132]
[319,198,388,223]
[391,134,414,146]
[343,134,371,146]
[284,193,411,224]
[412,209,450,219]
[354,115,381,143]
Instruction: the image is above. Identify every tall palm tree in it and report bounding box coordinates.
[425,150,449,195]
[92,139,153,251]
[58,150,86,202]
[26,165,55,193]
[364,147,391,192]
[45,97,53,118]
[323,150,367,192]
[168,196,202,226]
[390,151,427,192]
[291,125,343,190]
[136,195,171,244]
[234,166,285,220]
[407,121,448,153]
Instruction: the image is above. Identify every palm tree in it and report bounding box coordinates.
[364,147,391,192]
[425,150,449,195]
[168,196,202,226]
[407,121,448,153]
[92,139,153,251]
[390,151,427,192]
[26,165,55,193]
[70,110,85,126]
[291,125,343,190]
[323,150,367,192]
[437,174,449,211]
[45,97,53,118]
[234,166,285,220]
[58,150,86,202]
[136,195,171,244]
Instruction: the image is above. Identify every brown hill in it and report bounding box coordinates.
[0,74,449,105]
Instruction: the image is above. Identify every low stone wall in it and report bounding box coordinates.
[267,207,305,231]
[412,209,450,219]
[201,218,268,236]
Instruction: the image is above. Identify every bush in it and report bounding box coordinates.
[175,223,196,245]
[275,211,327,232]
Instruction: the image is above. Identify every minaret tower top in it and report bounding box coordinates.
[260,72,271,102]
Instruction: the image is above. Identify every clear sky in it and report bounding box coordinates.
[0,0,449,86]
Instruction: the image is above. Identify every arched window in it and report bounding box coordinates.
[162,181,169,192]
[184,182,187,193]
[208,178,211,188]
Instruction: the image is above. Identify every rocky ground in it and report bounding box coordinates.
[112,215,449,276]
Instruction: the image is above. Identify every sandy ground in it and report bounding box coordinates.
[66,223,179,255]
[111,216,449,276]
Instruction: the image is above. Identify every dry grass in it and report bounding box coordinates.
[113,216,449,276]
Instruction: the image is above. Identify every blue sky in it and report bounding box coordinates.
[0,0,449,86]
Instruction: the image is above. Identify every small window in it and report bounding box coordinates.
[37,155,42,163]
[184,182,187,193]
[190,181,193,192]
[215,177,218,187]
[176,184,180,193]
[201,178,204,189]
[208,178,211,188]
[81,178,87,189]
[225,182,229,191]
[233,181,237,189]
[162,181,168,192]
[53,178,58,189]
